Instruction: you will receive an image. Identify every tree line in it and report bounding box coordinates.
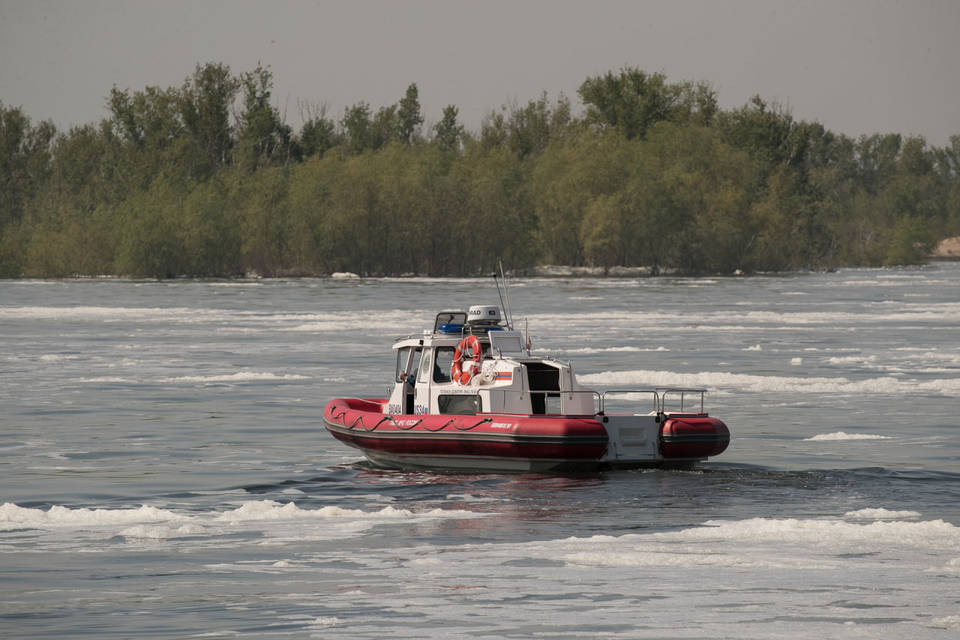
[2,63,958,278]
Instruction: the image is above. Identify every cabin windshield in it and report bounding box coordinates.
[433,311,467,333]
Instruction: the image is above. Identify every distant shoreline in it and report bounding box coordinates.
[5,260,957,282]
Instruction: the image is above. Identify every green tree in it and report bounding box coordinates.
[532,128,633,265]
[181,177,242,275]
[180,62,239,179]
[397,83,424,144]
[298,103,340,159]
[113,180,186,278]
[370,105,399,150]
[231,166,292,275]
[579,68,688,140]
[855,133,902,195]
[235,64,294,172]
[580,194,624,271]
[0,103,55,228]
[341,102,373,154]
[433,105,463,152]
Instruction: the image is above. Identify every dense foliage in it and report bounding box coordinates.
[2,64,958,278]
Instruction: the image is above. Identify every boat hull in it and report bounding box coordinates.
[323,398,729,472]
[324,398,608,472]
[660,416,731,459]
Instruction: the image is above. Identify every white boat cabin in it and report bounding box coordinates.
[384,306,596,417]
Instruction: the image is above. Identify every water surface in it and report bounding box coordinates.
[2,264,959,638]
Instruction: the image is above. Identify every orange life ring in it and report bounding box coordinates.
[452,335,483,385]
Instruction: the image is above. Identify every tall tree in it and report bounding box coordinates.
[433,105,463,151]
[579,68,680,140]
[235,64,293,171]
[341,102,373,154]
[506,93,572,159]
[298,102,340,158]
[0,103,55,228]
[396,83,424,144]
[370,104,399,150]
[180,62,239,178]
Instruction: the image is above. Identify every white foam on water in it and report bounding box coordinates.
[828,355,878,365]
[532,302,960,329]
[359,512,960,636]
[445,493,500,503]
[578,369,960,396]
[307,616,342,629]
[282,309,421,333]
[77,376,136,384]
[0,304,426,336]
[929,558,960,576]
[790,357,803,365]
[0,305,234,324]
[205,281,263,287]
[214,501,416,522]
[511,516,960,571]
[119,524,207,540]
[38,354,79,362]
[0,500,484,550]
[844,508,921,520]
[559,345,669,354]
[805,432,892,441]
[667,517,960,549]
[291,502,960,632]
[744,344,763,351]
[210,501,485,547]
[903,351,960,365]
[159,372,309,384]
[0,503,186,531]
[930,615,960,629]
[77,372,308,385]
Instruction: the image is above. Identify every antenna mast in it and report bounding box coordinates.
[496,259,514,330]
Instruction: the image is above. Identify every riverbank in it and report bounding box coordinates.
[931,236,960,260]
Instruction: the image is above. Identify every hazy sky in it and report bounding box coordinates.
[2,0,958,145]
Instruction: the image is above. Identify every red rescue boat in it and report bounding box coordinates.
[323,305,730,472]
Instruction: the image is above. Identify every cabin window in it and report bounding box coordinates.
[395,347,422,383]
[418,349,432,382]
[433,346,455,383]
[438,394,479,415]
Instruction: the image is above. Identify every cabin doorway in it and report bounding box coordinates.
[395,346,422,414]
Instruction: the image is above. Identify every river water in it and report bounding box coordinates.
[1,264,959,639]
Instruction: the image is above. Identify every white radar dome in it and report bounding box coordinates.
[466,305,502,325]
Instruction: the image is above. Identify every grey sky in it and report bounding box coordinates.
[1,0,958,146]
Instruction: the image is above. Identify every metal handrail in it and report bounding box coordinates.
[599,389,660,415]
[657,387,706,414]
[595,387,708,415]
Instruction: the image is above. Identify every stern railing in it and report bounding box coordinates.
[598,387,707,416]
